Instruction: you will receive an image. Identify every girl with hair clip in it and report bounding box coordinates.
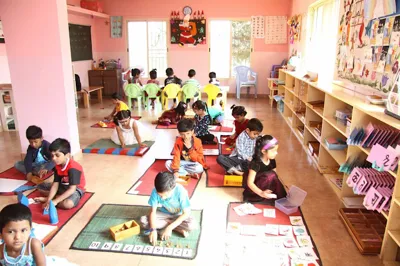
[243,135,287,203]
[156,101,188,126]
[111,110,153,148]
[192,100,216,144]
[225,105,249,147]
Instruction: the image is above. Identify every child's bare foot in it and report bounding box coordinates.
[189,173,200,179]
[174,227,189,238]
[34,197,47,203]
[232,169,244,176]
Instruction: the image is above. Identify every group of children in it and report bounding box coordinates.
[0,81,287,264]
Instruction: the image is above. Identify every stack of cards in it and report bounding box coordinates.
[233,203,262,216]
[346,167,395,213]
[366,144,400,172]
[347,122,400,151]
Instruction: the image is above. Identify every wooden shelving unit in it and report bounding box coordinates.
[277,69,400,262]
[67,5,110,19]
[0,84,18,131]
[381,163,400,264]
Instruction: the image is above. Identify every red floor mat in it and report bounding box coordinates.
[156,124,178,129]
[126,159,201,199]
[205,156,240,188]
[209,126,233,132]
[227,202,322,264]
[91,116,142,128]
[0,167,53,196]
[27,190,94,245]
[219,135,233,155]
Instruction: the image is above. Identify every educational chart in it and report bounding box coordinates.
[251,16,265,39]
[336,0,399,94]
[265,16,287,44]
[70,204,203,260]
[110,16,123,38]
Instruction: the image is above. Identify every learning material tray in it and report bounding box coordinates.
[338,208,386,255]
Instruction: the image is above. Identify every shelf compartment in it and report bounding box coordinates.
[326,174,343,198]
[321,142,347,166]
[67,5,110,18]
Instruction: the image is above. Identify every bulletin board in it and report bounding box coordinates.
[335,0,400,94]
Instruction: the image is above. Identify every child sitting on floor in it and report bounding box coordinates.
[192,100,216,144]
[217,118,263,176]
[140,171,197,245]
[156,101,187,126]
[111,110,152,148]
[243,135,287,202]
[35,138,86,210]
[225,105,249,147]
[0,203,78,266]
[104,93,129,121]
[166,119,207,179]
[14,125,55,181]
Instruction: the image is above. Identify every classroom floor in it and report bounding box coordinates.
[0,97,384,266]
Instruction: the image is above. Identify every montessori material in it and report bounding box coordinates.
[156,124,178,129]
[82,139,154,156]
[0,167,53,195]
[275,186,307,215]
[339,208,386,255]
[110,220,140,242]
[28,190,94,245]
[126,160,201,198]
[70,204,203,260]
[225,202,321,265]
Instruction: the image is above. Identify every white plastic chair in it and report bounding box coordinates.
[234,66,258,99]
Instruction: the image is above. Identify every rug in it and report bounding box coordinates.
[82,139,154,157]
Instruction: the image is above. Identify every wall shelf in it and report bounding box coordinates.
[277,70,400,264]
[0,84,18,131]
[67,5,110,19]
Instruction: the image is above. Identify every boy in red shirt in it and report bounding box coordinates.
[35,138,86,210]
[166,119,207,179]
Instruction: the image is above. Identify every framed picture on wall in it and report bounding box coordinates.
[0,21,5,43]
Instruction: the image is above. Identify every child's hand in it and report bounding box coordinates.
[121,143,126,149]
[38,169,48,178]
[140,143,147,148]
[161,226,172,241]
[42,200,51,211]
[26,172,34,181]
[260,190,273,199]
[149,231,158,246]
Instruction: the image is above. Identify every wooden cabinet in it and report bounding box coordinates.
[88,69,121,96]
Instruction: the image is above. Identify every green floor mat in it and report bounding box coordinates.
[70,204,203,260]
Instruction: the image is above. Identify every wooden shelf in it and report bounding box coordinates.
[67,5,110,18]
[325,174,342,198]
[305,125,321,142]
[388,231,400,247]
[306,103,324,118]
[324,116,348,138]
[321,143,347,166]
[394,198,400,207]
[283,100,295,113]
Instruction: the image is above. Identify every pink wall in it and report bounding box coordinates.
[0,0,80,154]
[93,0,291,95]
[288,0,316,61]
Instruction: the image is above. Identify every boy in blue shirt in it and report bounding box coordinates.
[140,171,196,246]
[14,125,54,181]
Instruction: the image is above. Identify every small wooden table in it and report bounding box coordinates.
[78,86,103,108]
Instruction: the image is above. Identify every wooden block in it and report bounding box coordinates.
[109,220,140,242]
[223,175,243,187]
[178,176,190,186]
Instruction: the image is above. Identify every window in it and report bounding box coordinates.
[127,21,167,77]
[306,0,340,81]
[210,20,252,78]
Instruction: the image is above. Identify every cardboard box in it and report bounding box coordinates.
[109,220,140,242]
[223,175,243,187]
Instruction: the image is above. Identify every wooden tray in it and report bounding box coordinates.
[339,208,386,255]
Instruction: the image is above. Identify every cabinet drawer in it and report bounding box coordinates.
[88,70,103,77]
[89,76,103,86]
